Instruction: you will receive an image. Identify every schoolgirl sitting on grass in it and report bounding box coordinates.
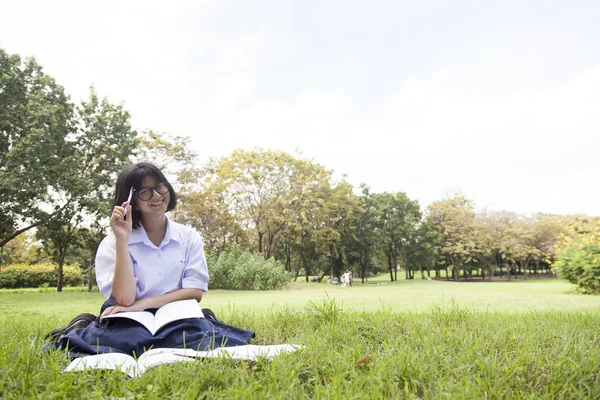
[46,162,254,356]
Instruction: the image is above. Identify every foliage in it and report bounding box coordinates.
[554,222,600,294]
[0,48,137,291]
[0,231,33,266]
[207,246,292,290]
[136,130,199,186]
[426,195,477,280]
[348,185,379,282]
[34,87,137,290]
[373,191,421,281]
[177,148,361,272]
[0,48,75,249]
[0,263,84,288]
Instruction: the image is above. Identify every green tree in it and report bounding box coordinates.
[191,149,314,259]
[136,130,199,186]
[427,195,477,281]
[373,192,421,281]
[36,87,137,291]
[0,49,75,255]
[0,231,32,267]
[406,219,442,279]
[350,185,379,283]
[554,221,600,294]
[530,215,568,274]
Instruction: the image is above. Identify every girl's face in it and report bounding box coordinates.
[134,177,170,216]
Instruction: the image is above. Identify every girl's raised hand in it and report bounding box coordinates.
[110,201,132,240]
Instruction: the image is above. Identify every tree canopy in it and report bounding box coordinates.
[1,47,597,291]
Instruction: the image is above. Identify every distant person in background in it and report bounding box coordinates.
[341,272,348,287]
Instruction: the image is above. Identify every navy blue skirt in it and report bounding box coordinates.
[53,301,255,358]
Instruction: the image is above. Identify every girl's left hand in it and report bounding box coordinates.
[100,301,147,322]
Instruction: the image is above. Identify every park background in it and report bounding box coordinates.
[1,1,600,398]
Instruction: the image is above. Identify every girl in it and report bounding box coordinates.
[50,162,254,356]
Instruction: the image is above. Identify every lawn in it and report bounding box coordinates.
[1,278,599,399]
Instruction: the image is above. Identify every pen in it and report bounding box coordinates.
[124,187,133,220]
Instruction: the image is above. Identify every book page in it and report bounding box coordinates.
[153,299,204,333]
[103,311,156,333]
[64,353,140,378]
[174,344,303,361]
[137,348,200,374]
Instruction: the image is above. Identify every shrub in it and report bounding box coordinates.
[0,263,85,288]
[553,223,600,294]
[207,246,292,290]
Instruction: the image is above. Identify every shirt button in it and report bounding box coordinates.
[158,253,162,258]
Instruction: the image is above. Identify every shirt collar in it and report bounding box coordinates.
[128,215,182,248]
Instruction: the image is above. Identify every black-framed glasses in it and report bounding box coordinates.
[135,182,169,201]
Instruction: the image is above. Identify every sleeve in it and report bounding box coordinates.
[95,234,138,299]
[181,229,210,292]
[95,235,116,299]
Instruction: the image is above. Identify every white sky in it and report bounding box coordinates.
[1,0,599,216]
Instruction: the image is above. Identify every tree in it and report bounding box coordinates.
[136,130,199,186]
[427,195,477,281]
[530,215,568,274]
[554,220,600,294]
[373,192,421,281]
[36,87,137,291]
[0,231,32,268]
[0,48,75,256]
[190,149,318,260]
[406,219,442,279]
[285,175,360,282]
[351,185,379,283]
[176,188,248,254]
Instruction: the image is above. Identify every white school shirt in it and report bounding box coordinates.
[95,216,210,300]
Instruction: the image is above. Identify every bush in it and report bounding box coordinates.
[553,223,600,294]
[207,246,292,290]
[0,263,85,288]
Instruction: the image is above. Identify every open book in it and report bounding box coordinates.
[64,344,303,378]
[102,299,204,335]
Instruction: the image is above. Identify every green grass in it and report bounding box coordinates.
[1,279,600,399]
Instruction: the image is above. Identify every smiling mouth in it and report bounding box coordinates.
[150,198,165,207]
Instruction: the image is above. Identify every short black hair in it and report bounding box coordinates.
[112,162,177,229]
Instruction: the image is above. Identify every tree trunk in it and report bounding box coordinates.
[454,265,460,281]
[388,252,394,282]
[303,255,309,282]
[56,244,68,292]
[258,231,263,256]
[285,247,291,272]
[392,249,397,282]
[293,248,303,282]
[57,261,64,292]
[360,250,368,284]
[87,266,93,292]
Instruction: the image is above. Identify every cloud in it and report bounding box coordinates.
[1,1,598,216]
[192,63,600,216]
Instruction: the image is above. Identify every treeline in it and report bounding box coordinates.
[2,48,598,291]
[167,147,598,283]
